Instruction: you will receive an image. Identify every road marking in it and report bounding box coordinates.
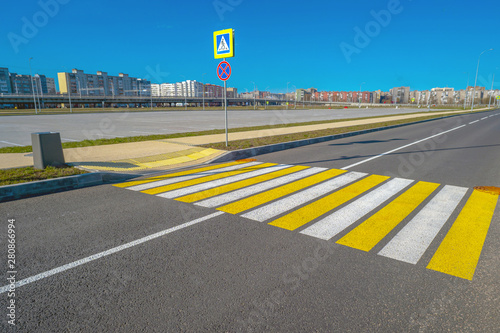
[378,185,468,264]
[61,138,79,142]
[481,117,488,120]
[115,162,498,280]
[341,125,467,170]
[269,174,389,231]
[217,168,346,215]
[142,162,266,195]
[195,167,326,208]
[127,162,259,191]
[427,190,499,280]
[469,120,480,124]
[158,163,287,199]
[336,181,439,251]
[241,172,366,222]
[0,212,224,295]
[0,140,23,146]
[300,178,413,240]
[177,165,308,203]
[114,160,252,188]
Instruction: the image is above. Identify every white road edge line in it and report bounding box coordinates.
[0,211,224,294]
[0,140,24,147]
[469,120,480,124]
[61,138,79,142]
[341,124,467,170]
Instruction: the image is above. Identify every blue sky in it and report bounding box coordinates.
[1,0,498,93]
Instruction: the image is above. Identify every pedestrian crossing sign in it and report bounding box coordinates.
[214,29,234,59]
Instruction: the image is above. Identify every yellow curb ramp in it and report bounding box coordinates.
[71,148,224,172]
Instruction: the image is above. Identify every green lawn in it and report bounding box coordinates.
[0,166,87,186]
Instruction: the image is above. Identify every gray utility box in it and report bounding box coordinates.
[31,132,66,169]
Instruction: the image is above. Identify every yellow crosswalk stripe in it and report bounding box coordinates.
[336,181,439,252]
[426,190,499,280]
[175,165,309,203]
[142,163,277,195]
[269,174,389,231]
[113,160,252,188]
[217,168,346,215]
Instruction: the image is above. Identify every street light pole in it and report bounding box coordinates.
[464,72,469,109]
[488,71,496,108]
[471,48,493,111]
[286,82,290,110]
[251,81,256,110]
[359,82,365,108]
[29,58,37,114]
[202,73,206,111]
[67,73,73,113]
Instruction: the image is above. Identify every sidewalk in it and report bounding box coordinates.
[0,108,489,172]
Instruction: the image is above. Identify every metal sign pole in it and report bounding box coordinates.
[224,58,228,147]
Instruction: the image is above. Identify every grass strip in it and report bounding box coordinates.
[200,114,461,151]
[0,109,465,154]
[0,166,87,186]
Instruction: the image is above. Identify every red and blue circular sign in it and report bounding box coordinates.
[217,61,231,81]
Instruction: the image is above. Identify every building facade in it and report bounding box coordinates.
[0,67,12,95]
[390,86,410,104]
[57,69,151,96]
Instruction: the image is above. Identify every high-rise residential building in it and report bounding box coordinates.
[10,73,34,95]
[151,84,161,96]
[226,87,238,98]
[390,86,410,104]
[57,69,151,96]
[0,67,12,95]
[46,77,56,94]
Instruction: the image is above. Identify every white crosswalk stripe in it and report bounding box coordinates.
[300,178,414,240]
[241,172,366,222]
[378,185,468,264]
[195,167,327,208]
[127,162,261,191]
[157,164,292,199]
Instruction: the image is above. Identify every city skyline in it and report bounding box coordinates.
[1,0,499,93]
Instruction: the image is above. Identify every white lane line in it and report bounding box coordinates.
[127,162,261,191]
[469,120,480,124]
[61,138,79,142]
[481,117,488,120]
[378,185,468,264]
[0,212,224,294]
[195,167,326,208]
[300,178,414,240]
[158,164,292,199]
[241,172,367,222]
[0,140,24,146]
[341,125,467,170]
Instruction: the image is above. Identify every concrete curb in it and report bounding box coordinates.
[0,172,137,202]
[209,112,478,163]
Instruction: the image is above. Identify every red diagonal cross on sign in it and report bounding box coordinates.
[217,61,231,81]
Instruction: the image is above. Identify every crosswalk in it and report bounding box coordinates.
[114,159,499,280]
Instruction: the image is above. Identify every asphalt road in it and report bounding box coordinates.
[0,107,443,148]
[1,109,499,332]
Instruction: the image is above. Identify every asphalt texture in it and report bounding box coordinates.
[1,109,499,332]
[0,107,442,147]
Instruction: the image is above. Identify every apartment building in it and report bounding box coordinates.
[57,69,151,96]
[390,86,410,104]
[46,77,56,94]
[0,68,12,95]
